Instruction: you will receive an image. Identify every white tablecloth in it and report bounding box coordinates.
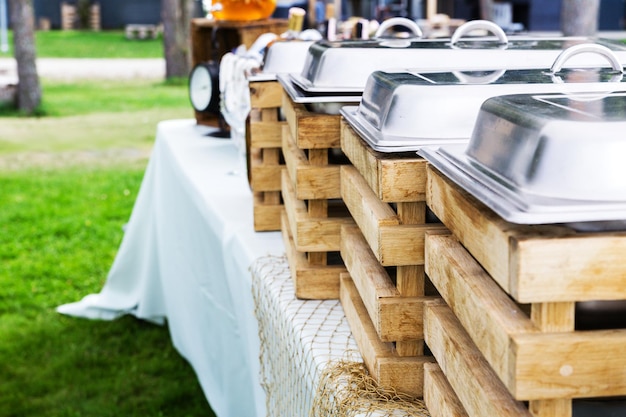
[56,119,435,417]
[57,119,285,417]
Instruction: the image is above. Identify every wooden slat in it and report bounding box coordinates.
[424,300,533,417]
[281,211,342,299]
[341,224,436,342]
[341,165,446,266]
[249,80,283,108]
[281,170,353,252]
[426,165,626,303]
[339,274,432,397]
[249,120,283,148]
[282,127,341,200]
[253,192,281,231]
[282,91,341,149]
[340,119,427,202]
[423,363,469,417]
[426,233,626,401]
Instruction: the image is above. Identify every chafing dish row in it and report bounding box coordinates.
[257,18,626,230]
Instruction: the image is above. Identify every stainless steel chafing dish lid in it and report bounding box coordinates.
[341,43,626,152]
[418,91,626,227]
[291,19,626,93]
[247,40,314,82]
[277,72,360,115]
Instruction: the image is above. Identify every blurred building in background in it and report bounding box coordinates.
[10,0,626,31]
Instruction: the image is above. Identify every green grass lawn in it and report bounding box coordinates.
[0,31,218,417]
[0,166,215,417]
[0,30,164,58]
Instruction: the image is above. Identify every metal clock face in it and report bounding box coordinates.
[189,62,220,114]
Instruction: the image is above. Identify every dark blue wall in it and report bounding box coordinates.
[31,0,168,29]
[454,0,624,31]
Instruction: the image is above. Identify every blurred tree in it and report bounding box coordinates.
[162,0,195,79]
[8,0,41,115]
[561,0,599,36]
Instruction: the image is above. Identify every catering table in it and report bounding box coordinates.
[56,119,362,417]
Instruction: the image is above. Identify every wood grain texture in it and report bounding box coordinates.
[340,274,432,397]
[423,363,469,417]
[424,300,532,417]
[282,91,341,149]
[281,211,343,299]
[426,165,626,303]
[340,119,428,202]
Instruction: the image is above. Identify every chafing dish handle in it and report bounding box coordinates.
[450,19,508,46]
[374,17,423,39]
[550,43,624,74]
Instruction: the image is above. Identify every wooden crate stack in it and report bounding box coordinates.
[338,120,447,397]
[280,93,354,300]
[246,80,285,231]
[422,164,626,417]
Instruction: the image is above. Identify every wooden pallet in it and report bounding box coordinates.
[280,93,354,299]
[424,165,626,417]
[339,119,446,361]
[246,80,285,231]
[340,224,439,342]
[426,165,626,304]
[340,273,434,397]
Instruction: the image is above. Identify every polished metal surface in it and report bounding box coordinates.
[276,73,359,114]
[465,92,626,202]
[341,44,626,152]
[418,92,626,227]
[290,32,626,92]
[247,40,314,82]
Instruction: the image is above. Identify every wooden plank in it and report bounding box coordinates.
[340,119,427,202]
[340,274,431,397]
[282,129,341,199]
[425,234,626,401]
[425,233,538,391]
[281,170,352,252]
[249,120,283,148]
[426,165,626,303]
[249,80,283,108]
[341,165,446,266]
[424,300,533,417]
[341,164,399,254]
[341,224,436,342]
[281,212,342,299]
[512,329,626,400]
[282,91,341,149]
[253,192,281,231]
[250,157,281,191]
[423,363,469,417]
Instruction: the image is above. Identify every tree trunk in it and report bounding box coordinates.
[9,0,41,115]
[162,0,194,79]
[561,0,599,36]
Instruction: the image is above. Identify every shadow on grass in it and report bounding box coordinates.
[0,313,217,417]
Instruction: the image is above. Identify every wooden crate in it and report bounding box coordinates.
[190,18,288,126]
[280,93,354,299]
[340,223,440,342]
[424,165,626,417]
[246,80,285,231]
[426,165,626,304]
[339,119,445,360]
[340,273,434,397]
